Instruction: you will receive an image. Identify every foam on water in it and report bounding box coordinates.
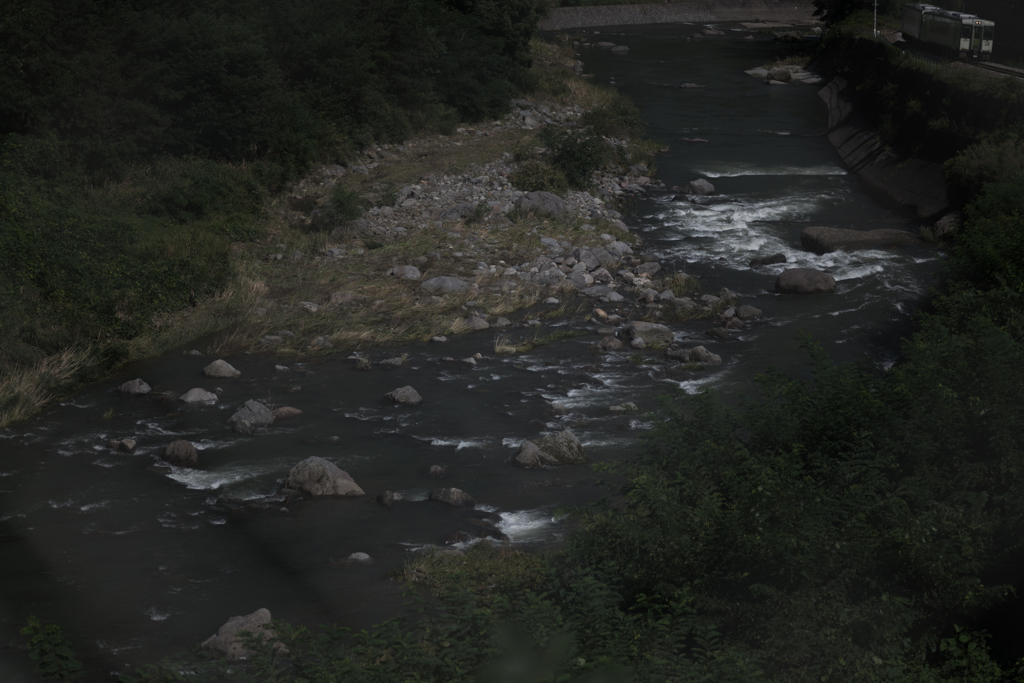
[695,163,846,177]
[414,436,490,450]
[165,463,276,492]
[496,509,560,543]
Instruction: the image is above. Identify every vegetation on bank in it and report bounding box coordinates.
[0,0,667,427]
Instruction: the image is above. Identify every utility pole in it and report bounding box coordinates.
[873,0,878,36]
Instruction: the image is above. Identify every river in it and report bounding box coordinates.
[0,24,943,679]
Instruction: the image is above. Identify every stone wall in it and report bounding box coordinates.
[818,78,949,221]
[538,1,818,30]
[963,0,1024,62]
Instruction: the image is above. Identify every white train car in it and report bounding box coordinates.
[901,4,994,60]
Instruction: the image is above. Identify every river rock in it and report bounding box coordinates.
[689,346,723,365]
[737,305,763,320]
[285,456,365,496]
[536,429,586,464]
[932,211,961,238]
[272,407,303,419]
[775,268,836,294]
[204,360,240,378]
[118,378,151,396]
[181,388,218,404]
[622,321,673,345]
[421,276,470,295]
[513,191,567,216]
[595,335,624,351]
[386,386,422,405]
[800,226,920,255]
[377,491,404,507]
[466,316,490,331]
[750,253,787,267]
[163,440,199,468]
[686,178,715,195]
[387,265,422,280]
[430,487,476,508]
[201,608,285,660]
[513,440,559,468]
[106,438,137,454]
[229,400,274,427]
[767,67,793,83]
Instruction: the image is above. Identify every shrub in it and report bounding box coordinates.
[324,185,363,224]
[509,161,569,194]
[538,127,610,188]
[944,137,1024,208]
[20,616,82,681]
[578,93,648,139]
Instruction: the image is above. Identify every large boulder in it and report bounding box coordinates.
[163,440,199,468]
[204,360,240,378]
[688,346,723,365]
[622,321,674,345]
[228,400,274,427]
[775,268,836,294]
[513,440,560,468]
[385,386,422,405]
[429,487,476,508]
[201,608,286,660]
[800,226,920,255]
[932,211,962,239]
[749,253,787,268]
[535,429,586,464]
[118,378,151,396]
[420,276,470,295]
[686,178,715,195]
[767,67,793,82]
[285,456,365,496]
[514,191,567,216]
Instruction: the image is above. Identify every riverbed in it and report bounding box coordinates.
[0,24,943,678]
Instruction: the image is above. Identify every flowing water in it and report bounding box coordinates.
[0,25,944,678]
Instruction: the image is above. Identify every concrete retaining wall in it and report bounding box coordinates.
[538,1,817,29]
[819,78,949,221]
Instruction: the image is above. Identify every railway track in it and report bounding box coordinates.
[974,60,1024,78]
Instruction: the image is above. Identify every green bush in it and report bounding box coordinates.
[324,185,363,224]
[944,137,1024,208]
[508,161,569,194]
[578,93,648,139]
[20,616,82,681]
[539,127,611,188]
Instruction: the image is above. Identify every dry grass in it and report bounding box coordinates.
[0,348,92,428]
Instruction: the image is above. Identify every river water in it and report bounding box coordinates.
[0,24,943,679]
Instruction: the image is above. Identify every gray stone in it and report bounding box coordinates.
[719,288,739,306]
[163,440,199,468]
[932,211,962,238]
[689,346,723,365]
[610,45,629,54]
[622,321,673,345]
[229,400,274,427]
[749,253,787,267]
[181,388,218,404]
[385,386,422,405]
[800,226,921,255]
[421,276,471,295]
[106,438,137,454]
[204,360,240,379]
[387,265,422,280]
[118,378,151,396]
[666,347,691,362]
[536,429,586,464]
[595,335,624,351]
[738,305,763,320]
[429,487,476,508]
[630,337,646,349]
[285,456,364,496]
[201,608,285,660]
[348,552,372,563]
[377,491,404,507]
[467,317,490,331]
[494,317,512,327]
[686,178,715,195]
[767,67,793,83]
[440,203,476,221]
[775,268,837,294]
[635,261,661,276]
[272,406,303,419]
[513,440,559,468]
[513,191,567,216]
[232,420,253,435]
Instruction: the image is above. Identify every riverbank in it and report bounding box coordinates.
[539,0,818,29]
